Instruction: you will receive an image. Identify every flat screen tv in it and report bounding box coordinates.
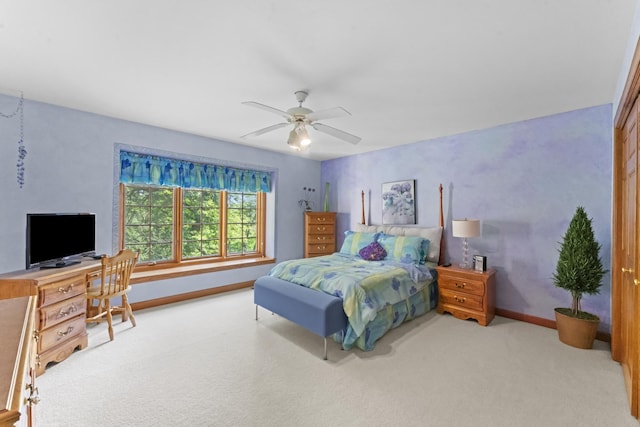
[26,213,96,269]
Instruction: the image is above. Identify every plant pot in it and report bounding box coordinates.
[554,308,599,349]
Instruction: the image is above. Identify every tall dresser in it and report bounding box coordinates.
[304,212,336,258]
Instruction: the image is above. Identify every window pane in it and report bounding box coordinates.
[151,208,173,224]
[151,188,174,206]
[226,192,258,255]
[123,185,174,263]
[203,239,219,254]
[182,189,220,259]
[183,224,202,241]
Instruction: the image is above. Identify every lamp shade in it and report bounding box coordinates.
[452,219,481,238]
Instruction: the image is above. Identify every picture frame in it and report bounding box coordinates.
[382,180,416,225]
[473,255,487,272]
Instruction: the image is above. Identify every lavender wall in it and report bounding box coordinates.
[0,94,320,303]
[321,105,613,332]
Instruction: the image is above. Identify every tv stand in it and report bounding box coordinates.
[40,259,81,269]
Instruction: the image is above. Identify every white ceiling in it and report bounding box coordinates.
[0,1,636,161]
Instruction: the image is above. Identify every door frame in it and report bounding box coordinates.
[613,35,640,417]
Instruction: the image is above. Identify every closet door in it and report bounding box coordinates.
[619,96,639,417]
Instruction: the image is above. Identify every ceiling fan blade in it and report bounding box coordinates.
[310,123,361,145]
[305,107,351,122]
[242,101,292,120]
[240,122,288,138]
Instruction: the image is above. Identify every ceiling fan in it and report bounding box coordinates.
[240,90,362,150]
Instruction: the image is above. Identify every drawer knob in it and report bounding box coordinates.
[26,384,40,406]
[57,326,74,338]
[57,304,78,319]
[57,284,74,294]
[454,296,466,303]
[455,282,466,289]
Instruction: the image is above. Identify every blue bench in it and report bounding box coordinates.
[254,276,348,360]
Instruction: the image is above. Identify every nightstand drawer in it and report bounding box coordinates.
[439,289,484,311]
[438,275,485,296]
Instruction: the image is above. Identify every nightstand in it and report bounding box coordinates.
[436,265,496,326]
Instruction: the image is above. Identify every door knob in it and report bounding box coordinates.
[622,267,634,273]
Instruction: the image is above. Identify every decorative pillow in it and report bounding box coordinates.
[358,241,387,261]
[339,231,380,256]
[377,233,429,265]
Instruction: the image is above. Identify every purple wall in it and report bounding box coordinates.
[321,105,613,332]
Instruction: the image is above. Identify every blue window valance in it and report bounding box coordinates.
[119,151,272,193]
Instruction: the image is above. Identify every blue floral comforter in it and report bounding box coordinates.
[267,253,433,350]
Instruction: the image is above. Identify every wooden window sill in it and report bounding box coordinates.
[129,257,275,285]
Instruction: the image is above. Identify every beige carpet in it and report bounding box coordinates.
[36,289,637,427]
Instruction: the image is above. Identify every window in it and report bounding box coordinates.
[121,184,265,266]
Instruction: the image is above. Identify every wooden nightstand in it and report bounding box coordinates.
[436,265,496,326]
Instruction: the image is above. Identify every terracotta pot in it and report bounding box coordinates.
[554,308,599,349]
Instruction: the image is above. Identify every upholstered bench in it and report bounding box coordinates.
[254,276,348,360]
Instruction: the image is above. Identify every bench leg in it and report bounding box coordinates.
[324,337,328,360]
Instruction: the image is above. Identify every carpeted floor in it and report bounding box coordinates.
[36,288,637,426]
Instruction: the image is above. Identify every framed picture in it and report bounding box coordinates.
[382,180,416,225]
[473,255,487,272]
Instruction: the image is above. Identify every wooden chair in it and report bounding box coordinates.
[85,249,139,341]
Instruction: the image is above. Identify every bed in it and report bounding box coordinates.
[256,184,445,352]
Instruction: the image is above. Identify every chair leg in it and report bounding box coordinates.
[123,294,136,327]
[105,299,114,341]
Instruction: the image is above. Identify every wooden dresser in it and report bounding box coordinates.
[0,296,38,427]
[436,265,496,326]
[0,261,100,376]
[304,212,336,258]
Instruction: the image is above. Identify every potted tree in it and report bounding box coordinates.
[552,206,608,349]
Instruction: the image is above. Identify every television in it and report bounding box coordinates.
[26,213,96,269]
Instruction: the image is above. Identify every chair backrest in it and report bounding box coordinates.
[96,249,139,297]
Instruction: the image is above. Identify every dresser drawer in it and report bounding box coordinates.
[307,234,335,245]
[306,244,335,256]
[38,315,86,353]
[307,224,335,235]
[39,293,86,329]
[39,276,85,307]
[438,275,485,296]
[439,289,484,312]
[306,214,335,225]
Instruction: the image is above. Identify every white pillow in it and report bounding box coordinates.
[402,227,442,263]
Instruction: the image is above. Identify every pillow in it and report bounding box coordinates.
[358,241,387,261]
[402,227,442,263]
[377,233,429,265]
[339,231,380,256]
[354,224,442,263]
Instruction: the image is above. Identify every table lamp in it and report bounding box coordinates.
[452,219,481,269]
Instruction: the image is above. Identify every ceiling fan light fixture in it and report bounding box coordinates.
[287,129,302,150]
[296,124,311,147]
